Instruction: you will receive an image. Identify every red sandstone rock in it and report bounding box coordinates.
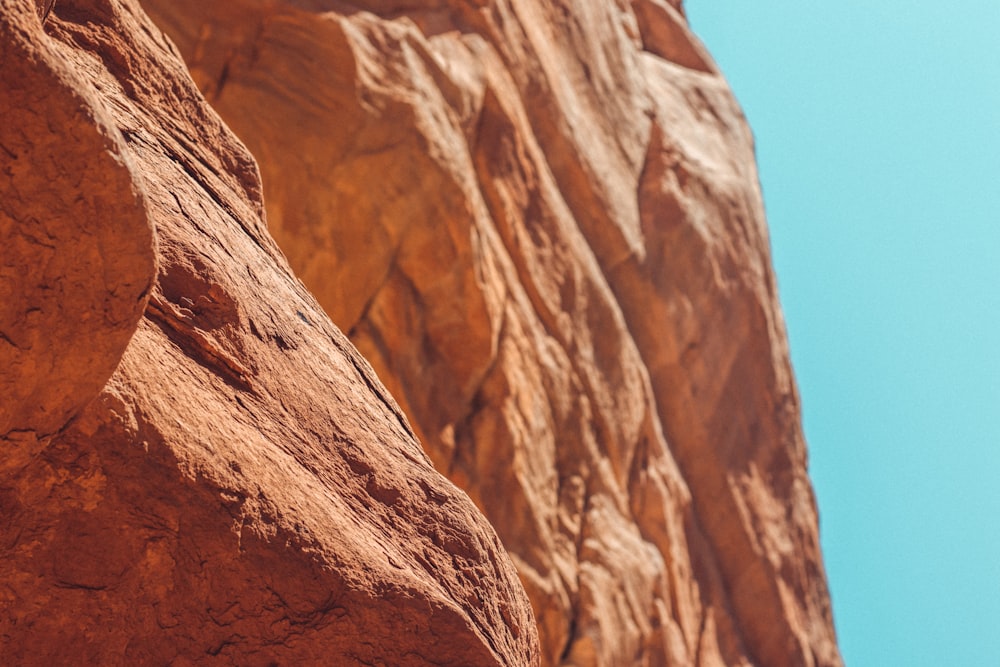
[139,0,843,665]
[0,0,538,664]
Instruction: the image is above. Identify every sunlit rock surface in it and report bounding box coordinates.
[139,0,842,665]
[1,1,538,664]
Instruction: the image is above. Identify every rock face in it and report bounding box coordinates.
[138,0,842,666]
[1,1,538,664]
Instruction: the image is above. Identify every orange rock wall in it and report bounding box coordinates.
[1,0,537,664]
[139,0,842,665]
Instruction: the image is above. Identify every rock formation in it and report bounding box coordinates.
[2,0,842,662]
[137,0,842,665]
[1,0,537,664]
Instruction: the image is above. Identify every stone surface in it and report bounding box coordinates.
[0,0,538,664]
[139,0,842,665]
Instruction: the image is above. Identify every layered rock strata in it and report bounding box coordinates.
[140,0,842,665]
[1,0,538,664]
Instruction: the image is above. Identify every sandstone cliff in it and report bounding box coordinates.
[137,0,842,665]
[2,0,840,664]
[1,0,537,664]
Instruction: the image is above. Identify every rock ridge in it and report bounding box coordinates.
[1,0,538,664]
[138,0,842,665]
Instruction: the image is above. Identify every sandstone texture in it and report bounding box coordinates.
[138,0,842,665]
[1,1,538,664]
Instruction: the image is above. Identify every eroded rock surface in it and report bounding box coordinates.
[1,0,538,664]
[139,0,842,665]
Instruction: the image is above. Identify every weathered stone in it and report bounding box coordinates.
[139,0,841,665]
[0,0,155,470]
[0,0,538,664]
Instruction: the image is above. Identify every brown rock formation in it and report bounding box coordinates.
[139,0,842,666]
[1,0,538,664]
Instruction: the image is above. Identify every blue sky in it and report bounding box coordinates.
[685,2,1000,665]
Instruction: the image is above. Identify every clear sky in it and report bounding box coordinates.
[685,2,1000,665]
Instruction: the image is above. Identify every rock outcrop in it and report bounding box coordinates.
[138,0,842,666]
[1,0,538,664]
